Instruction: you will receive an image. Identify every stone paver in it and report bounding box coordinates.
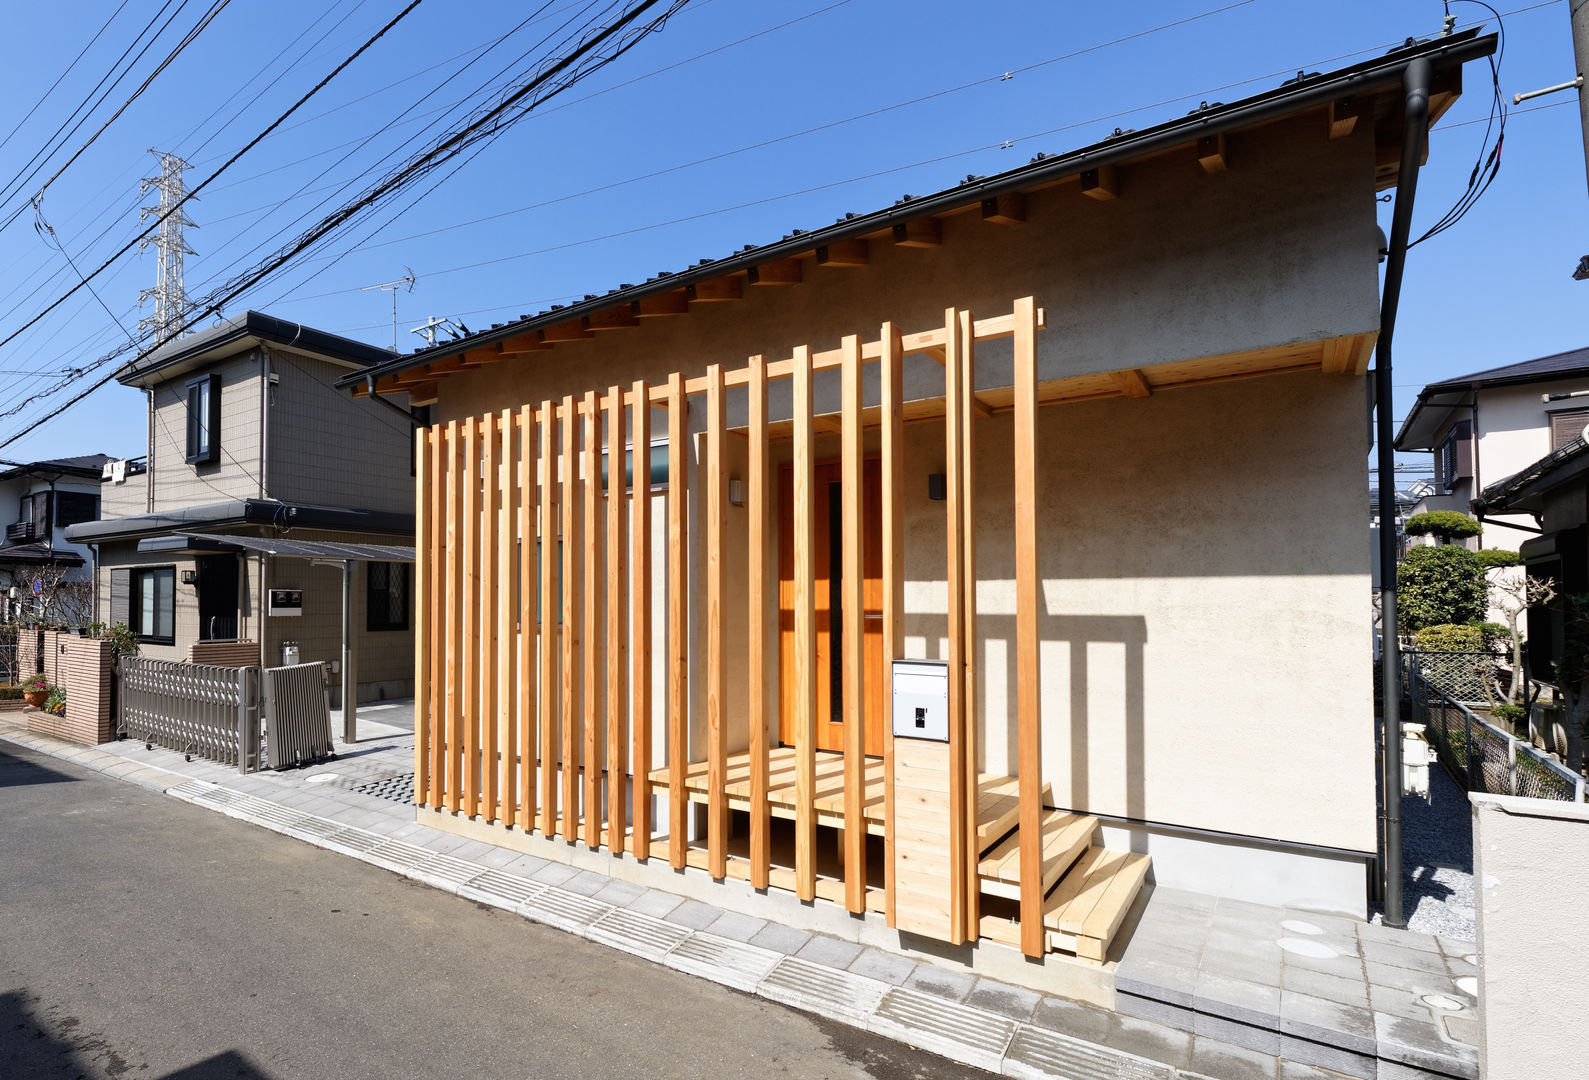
[902,962,977,1002]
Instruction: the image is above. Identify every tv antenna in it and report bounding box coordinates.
[362,268,414,348]
[409,315,468,348]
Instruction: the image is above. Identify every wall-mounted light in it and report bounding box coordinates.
[181,569,198,585]
[728,478,745,507]
[927,473,947,501]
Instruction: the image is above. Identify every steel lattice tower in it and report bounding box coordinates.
[138,150,196,340]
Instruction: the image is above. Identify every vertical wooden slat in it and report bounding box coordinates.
[606,386,627,855]
[667,371,688,869]
[630,380,653,856]
[481,413,499,820]
[840,334,866,913]
[746,355,770,890]
[518,404,536,830]
[792,344,817,902]
[944,309,968,944]
[538,400,558,838]
[497,407,514,825]
[462,415,480,818]
[428,423,445,809]
[414,427,430,805]
[705,363,727,879]
[1013,295,1044,957]
[880,322,903,925]
[445,420,462,814]
[583,389,602,849]
[561,396,578,841]
[960,308,980,938]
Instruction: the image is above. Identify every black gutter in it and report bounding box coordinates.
[340,30,1496,389]
[121,311,396,387]
[1376,56,1432,931]
[364,373,424,426]
[63,498,414,544]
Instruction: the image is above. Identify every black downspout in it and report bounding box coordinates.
[363,374,424,427]
[1376,56,1431,930]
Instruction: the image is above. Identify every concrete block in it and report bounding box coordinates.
[794,935,864,970]
[846,947,916,986]
[965,979,1041,1022]
[1115,991,1196,1033]
[748,922,812,956]
[624,888,685,920]
[1104,1013,1192,1070]
[1279,1033,1376,1080]
[1193,971,1281,1029]
[1192,1010,1280,1056]
[1115,952,1199,1007]
[903,962,978,1003]
[1279,964,1370,1010]
[662,899,725,930]
[1027,995,1113,1044]
[1187,1035,1280,1080]
[704,910,767,943]
[1002,1024,1176,1080]
[1375,1011,1479,1080]
[867,986,1016,1074]
[1360,938,1454,976]
[1278,989,1376,1056]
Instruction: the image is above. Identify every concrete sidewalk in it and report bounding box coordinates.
[0,711,1479,1080]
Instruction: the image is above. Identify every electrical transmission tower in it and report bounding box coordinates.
[138,150,196,340]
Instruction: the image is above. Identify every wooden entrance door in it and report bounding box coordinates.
[778,459,885,756]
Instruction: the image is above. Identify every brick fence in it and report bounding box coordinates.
[24,632,115,746]
[16,628,63,687]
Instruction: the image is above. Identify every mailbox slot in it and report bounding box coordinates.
[892,659,949,742]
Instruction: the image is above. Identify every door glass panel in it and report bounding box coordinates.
[828,479,843,723]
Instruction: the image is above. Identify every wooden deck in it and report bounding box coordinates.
[648,746,886,836]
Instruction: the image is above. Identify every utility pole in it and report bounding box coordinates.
[138,150,196,340]
[1518,1,1589,276]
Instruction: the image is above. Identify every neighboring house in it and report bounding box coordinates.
[66,312,417,704]
[0,454,111,623]
[1394,344,1589,553]
[341,35,1487,973]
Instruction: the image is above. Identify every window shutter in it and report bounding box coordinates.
[109,568,130,627]
[1551,408,1589,451]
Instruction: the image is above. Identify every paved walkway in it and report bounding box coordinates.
[0,709,1481,1080]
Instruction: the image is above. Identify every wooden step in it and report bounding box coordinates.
[977,809,1096,900]
[976,775,1053,853]
[1043,846,1152,964]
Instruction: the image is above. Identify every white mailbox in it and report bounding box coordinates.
[892,659,949,742]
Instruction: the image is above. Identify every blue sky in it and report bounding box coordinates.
[0,0,1582,477]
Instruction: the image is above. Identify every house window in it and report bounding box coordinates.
[55,491,98,527]
[185,373,220,464]
[129,566,175,644]
[367,562,409,632]
[1550,407,1589,452]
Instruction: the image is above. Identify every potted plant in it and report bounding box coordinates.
[23,677,51,709]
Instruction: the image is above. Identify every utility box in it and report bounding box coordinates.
[892,659,949,742]
[281,642,300,667]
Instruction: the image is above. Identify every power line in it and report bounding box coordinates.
[0,0,135,158]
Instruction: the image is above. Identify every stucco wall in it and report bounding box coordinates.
[1472,793,1589,1080]
[419,111,1383,865]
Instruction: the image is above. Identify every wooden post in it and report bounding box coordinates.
[561,396,578,840]
[518,404,536,830]
[583,389,601,848]
[960,309,980,938]
[428,423,445,809]
[606,387,627,855]
[880,322,903,924]
[792,344,817,902]
[746,355,770,890]
[497,408,515,825]
[445,420,462,814]
[462,415,480,817]
[944,310,968,944]
[481,412,499,820]
[631,380,653,856]
[1012,295,1044,957]
[705,363,728,879]
[538,400,558,838]
[667,372,689,868]
[414,427,430,805]
[840,334,866,913]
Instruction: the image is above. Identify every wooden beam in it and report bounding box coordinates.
[538,400,558,839]
[542,321,594,343]
[518,404,536,831]
[1197,133,1227,174]
[630,379,653,857]
[462,415,480,818]
[633,290,689,317]
[1081,165,1119,200]
[583,308,638,333]
[892,218,942,247]
[959,308,980,940]
[746,354,770,891]
[880,322,903,928]
[667,371,688,870]
[688,276,744,303]
[943,311,968,945]
[428,425,445,809]
[560,396,578,841]
[406,382,438,407]
[1328,97,1359,140]
[460,348,499,368]
[606,386,627,855]
[1012,296,1044,958]
[981,193,1025,225]
[480,412,499,821]
[500,334,551,354]
[970,394,994,420]
[1116,368,1152,398]
[815,239,868,267]
[706,363,728,879]
[445,420,463,814]
[746,259,801,286]
[840,334,866,914]
[414,428,431,807]
[582,389,601,849]
[792,344,817,902]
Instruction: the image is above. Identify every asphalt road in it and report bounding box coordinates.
[0,743,984,1080]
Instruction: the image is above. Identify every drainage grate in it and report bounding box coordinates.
[351,772,417,804]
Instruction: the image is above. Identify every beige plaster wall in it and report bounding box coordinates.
[1473,793,1589,1080]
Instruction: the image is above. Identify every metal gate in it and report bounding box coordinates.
[119,657,262,773]
[261,662,334,769]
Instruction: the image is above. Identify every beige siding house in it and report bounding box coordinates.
[68,313,417,704]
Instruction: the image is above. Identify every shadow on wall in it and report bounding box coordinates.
[903,610,1148,822]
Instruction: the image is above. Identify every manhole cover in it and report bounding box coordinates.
[352,772,416,805]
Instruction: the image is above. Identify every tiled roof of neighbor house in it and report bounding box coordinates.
[338,30,1493,393]
[0,542,85,567]
[1395,344,1589,451]
[0,454,112,481]
[1473,434,1589,517]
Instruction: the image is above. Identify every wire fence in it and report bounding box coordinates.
[1412,649,1499,705]
[1408,657,1586,803]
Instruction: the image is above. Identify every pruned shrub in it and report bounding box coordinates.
[1475,548,1521,569]
[1413,623,1484,652]
[1404,511,1482,542]
[1399,545,1486,630]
